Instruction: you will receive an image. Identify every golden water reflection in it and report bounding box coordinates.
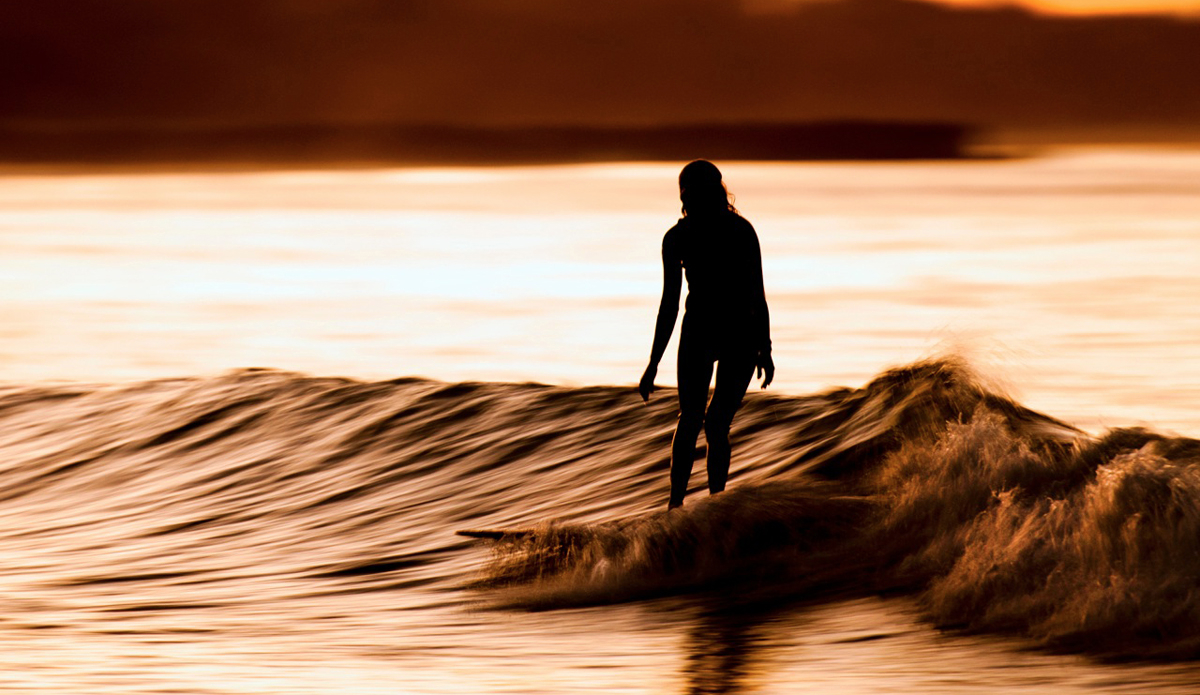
[1,150,1199,435]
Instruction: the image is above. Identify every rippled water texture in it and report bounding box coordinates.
[0,362,1199,693]
[1,150,1199,693]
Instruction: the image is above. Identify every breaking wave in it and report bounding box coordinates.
[0,359,1196,660]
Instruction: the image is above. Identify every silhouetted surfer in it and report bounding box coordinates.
[639,160,774,510]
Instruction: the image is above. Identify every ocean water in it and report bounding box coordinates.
[1,150,1199,693]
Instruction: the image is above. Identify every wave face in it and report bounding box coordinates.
[0,360,1196,660]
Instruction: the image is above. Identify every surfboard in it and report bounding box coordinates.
[456,529,535,540]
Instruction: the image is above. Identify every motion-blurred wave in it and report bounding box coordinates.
[0,360,1195,659]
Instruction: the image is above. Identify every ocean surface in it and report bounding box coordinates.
[1,149,1199,693]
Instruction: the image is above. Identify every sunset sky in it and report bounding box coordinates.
[2,0,1197,149]
[880,0,1198,13]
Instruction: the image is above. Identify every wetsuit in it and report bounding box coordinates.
[662,210,771,506]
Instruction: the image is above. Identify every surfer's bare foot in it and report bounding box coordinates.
[667,500,682,511]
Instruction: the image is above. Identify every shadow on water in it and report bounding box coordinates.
[678,594,790,695]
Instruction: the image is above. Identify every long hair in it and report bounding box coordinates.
[679,159,738,217]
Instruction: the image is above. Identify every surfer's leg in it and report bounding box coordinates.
[671,346,714,509]
[704,352,755,495]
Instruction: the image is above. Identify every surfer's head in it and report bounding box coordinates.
[679,160,736,217]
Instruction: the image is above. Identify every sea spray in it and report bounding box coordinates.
[919,437,1200,658]
[473,481,879,607]
[469,360,1200,659]
[862,410,1080,584]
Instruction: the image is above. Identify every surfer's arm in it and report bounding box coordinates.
[748,224,774,388]
[649,243,682,368]
[640,232,682,401]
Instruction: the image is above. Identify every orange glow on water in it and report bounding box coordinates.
[2,151,1200,432]
[3,152,1200,692]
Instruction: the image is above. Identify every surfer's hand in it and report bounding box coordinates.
[757,352,775,389]
[639,365,657,403]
